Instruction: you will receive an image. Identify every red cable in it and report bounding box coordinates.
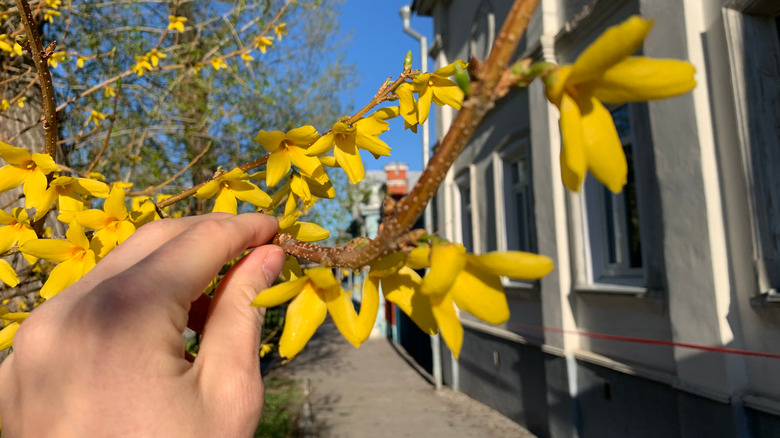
[508,322,780,359]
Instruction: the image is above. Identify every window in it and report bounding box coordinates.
[455,170,473,252]
[469,1,495,61]
[496,137,535,253]
[583,105,645,286]
[721,7,780,295]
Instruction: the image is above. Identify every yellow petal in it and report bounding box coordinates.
[593,57,696,104]
[420,244,466,296]
[569,16,653,85]
[75,209,109,230]
[334,141,365,184]
[322,286,361,347]
[0,227,18,253]
[432,59,468,78]
[280,255,303,281]
[430,76,464,109]
[356,276,380,343]
[278,284,327,358]
[31,188,58,221]
[307,133,336,156]
[23,170,49,212]
[355,128,391,157]
[429,293,463,358]
[449,266,508,324]
[284,221,329,242]
[381,267,437,335]
[266,150,291,187]
[288,146,327,181]
[416,83,433,125]
[31,153,58,174]
[251,276,308,307]
[212,188,237,214]
[91,228,118,258]
[285,126,319,145]
[231,181,272,208]
[103,185,128,220]
[253,130,287,152]
[306,267,339,290]
[194,179,221,199]
[19,228,38,264]
[372,106,401,121]
[116,220,135,245]
[0,165,28,194]
[559,93,587,191]
[369,251,406,278]
[468,251,554,280]
[406,247,431,269]
[396,83,418,126]
[0,141,32,164]
[0,259,19,287]
[0,322,20,350]
[20,239,74,263]
[67,223,89,250]
[40,258,83,299]
[580,96,627,193]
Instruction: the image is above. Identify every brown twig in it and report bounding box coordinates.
[273,0,541,268]
[15,0,58,160]
[130,143,212,196]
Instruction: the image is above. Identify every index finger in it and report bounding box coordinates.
[110,213,279,308]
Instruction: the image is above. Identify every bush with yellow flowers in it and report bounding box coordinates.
[0,0,695,361]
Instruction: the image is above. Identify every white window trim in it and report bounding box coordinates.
[454,167,477,253]
[469,1,496,61]
[572,106,648,294]
[492,138,536,290]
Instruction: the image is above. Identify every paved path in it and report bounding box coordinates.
[277,320,535,438]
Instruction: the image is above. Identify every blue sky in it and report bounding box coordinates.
[337,1,434,172]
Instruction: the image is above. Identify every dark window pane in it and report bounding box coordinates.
[603,188,617,264]
[515,191,528,251]
[623,143,643,268]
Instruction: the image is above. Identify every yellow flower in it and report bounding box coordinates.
[87,109,107,127]
[31,174,110,220]
[147,49,166,67]
[240,51,254,66]
[73,185,135,258]
[133,56,153,76]
[0,35,15,53]
[16,97,26,108]
[259,343,274,358]
[210,57,227,71]
[47,51,68,68]
[274,23,287,40]
[306,117,391,184]
[20,223,96,299]
[0,259,19,287]
[251,267,370,358]
[394,83,419,127]
[0,100,9,111]
[0,141,59,211]
[254,126,326,187]
[544,16,696,193]
[44,8,61,23]
[0,322,20,350]
[412,60,467,124]
[128,198,161,228]
[12,42,22,57]
[105,86,116,98]
[253,36,273,53]
[371,246,553,358]
[278,213,329,242]
[168,15,188,33]
[194,168,272,214]
[76,56,87,68]
[0,207,39,264]
[45,0,61,9]
[289,171,335,204]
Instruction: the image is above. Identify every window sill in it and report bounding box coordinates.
[574,283,648,296]
[750,288,780,307]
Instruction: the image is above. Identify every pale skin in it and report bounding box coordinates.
[0,213,286,437]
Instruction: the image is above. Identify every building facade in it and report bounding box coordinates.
[411,0,780,436]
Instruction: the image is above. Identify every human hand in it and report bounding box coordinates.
[0,213,285,437]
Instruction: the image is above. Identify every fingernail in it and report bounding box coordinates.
[263,246,285,286]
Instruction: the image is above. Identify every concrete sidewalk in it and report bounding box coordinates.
[276,320,535,438]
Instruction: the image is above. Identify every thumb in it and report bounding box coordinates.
[197,244,285,375]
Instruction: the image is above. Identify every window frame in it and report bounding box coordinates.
[454,168,476,253]
[579,104,648,290]
[492,136,537,289]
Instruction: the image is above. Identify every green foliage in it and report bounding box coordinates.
[254,377,303,438]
